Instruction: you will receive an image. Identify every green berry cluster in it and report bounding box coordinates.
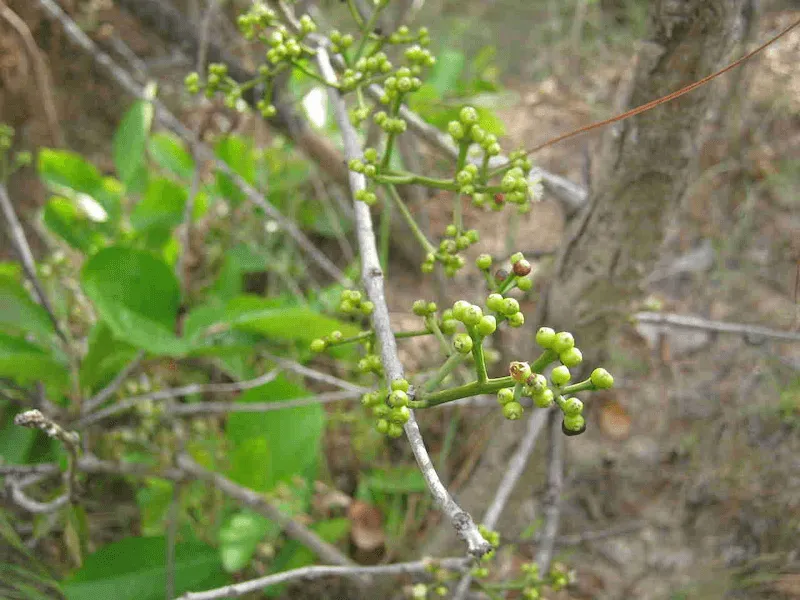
[349,148,383,205]
[310,330,349,353]
[328,29,354,54]
[236,3,278,39]
[388,25,430,47]
[517,561,574,598]
[486,293,524,327]
[357,353,383,376]
[338,289,374,316]
[412,299,438,317]
[362,379,411,438]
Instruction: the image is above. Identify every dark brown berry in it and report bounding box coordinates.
[494,269,509,282]
[512,259,532,276]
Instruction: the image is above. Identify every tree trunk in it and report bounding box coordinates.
[538,0,750,360]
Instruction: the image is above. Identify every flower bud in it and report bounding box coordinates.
[590,368,614,389]
[453,333,473,354]
[552,331,575,353]
[509,361,532,383]
[503,402,524,420]
[551,365,571,386]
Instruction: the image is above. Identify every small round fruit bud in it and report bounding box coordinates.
[412,299,428,316]
[461,304,483,326]
[503,402,524,420]
[452,300,470,321]
[513,259,532,277]
[448,121,465,140]
[497,388,515,405]
[360,301,374,315]
[477,315,497,336]
[486,293,505,312]
[562,397,584,415]
[391,379,410,392]
[559,347,583,368]
[508,312,525,327]
[552,331,575,353]
[459,106,479,125]
[376,419,389,434]
[391,406,411,424]
[387,423,404,438]
[509,361,532,383]
[389,390,409,407]
[310,339,327,353]
[510,252,524,264]
[476,254,492,270]
[591,367,614,389]
[562,414,586,436]
[551,365,571,386]
[516,277,533,291]
[440,319,458,335]
[535,327,556,349]
[501,298,520,316]
[373,404,389,418]
[453,333,473,354]
[329,331,343,342]
[533,388,554,408]
[527,373,547,393]
[445,224,457,237]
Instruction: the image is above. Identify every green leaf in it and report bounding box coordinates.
[214,135,255,205]
[427,48,465,97]
[226,295,359,344]
[81,247,189,355]
[0,271,56,341]
[135,479,174,537]
[225,376,324,491]
[218,511,277,572]
[62,537,227,600]
[113,100,154,187]
[0,333,69,388]
[131,177,187,233]
[79,322,138,394]
[42,197,105,253]
[38,150,121,225]
[148,132,194,180]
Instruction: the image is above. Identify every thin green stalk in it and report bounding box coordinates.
[290,61,337,88]
[497,272,517,295]
[513,382,524,402]
[561,378,595,394]
[345,0,365,26]
[385,184,436,254]
[425,315,452,356]
[468,327,488,383]
[354,0,388,62]
[411,376,514,408]
[380,96,403,170]
[423,352,467,393]
[326,328,433,348]
[454,193,463,233]
[531,349,558,373]
[377,172,459,191]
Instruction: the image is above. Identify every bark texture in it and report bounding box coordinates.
[539,0,750,359]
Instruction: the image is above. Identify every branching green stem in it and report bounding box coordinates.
[561,378,595,394]
[325,328,432,348]
[385,184,436,254]
[425,315,452,356]
[468,326,488,383]
[423,352,466,393]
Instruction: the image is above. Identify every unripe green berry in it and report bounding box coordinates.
[503,401,524,420]
[533,388,554,408]
[391,406,411,424]
[477,315,497,336]
[329,331,343,342]
[510,252,524,264]
[376,419,389,434]
[391,379,410,392]
[452,300,470,321]
[508,312,525,327]
[456,235,471,250]
[310,339,327,353]
[497,388,515,405]
[562,413,586,435]
[387,423,404,438]
[501,297,520,316]
[461,304,483,326]
[447,121,465,140]
[453,333,473,354]
[459,106,479,125]
[527,373,547,393]
[412,299,428,316]
[509,361,532,383]
[486,293,504,312]
[559,347,583,368]
[551,365,571,386]
[440,319,458,335]
[535,327,556,349]
[590,367,614,389]
[466,229,479,243]
[373,404,389,418]
[517,277,533,291]
[360,301,374,315]
[562,397,584,415]
[476,254,492,270]
[552,331,575,353]
[445,224,457,237]
[389,390,409,407]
